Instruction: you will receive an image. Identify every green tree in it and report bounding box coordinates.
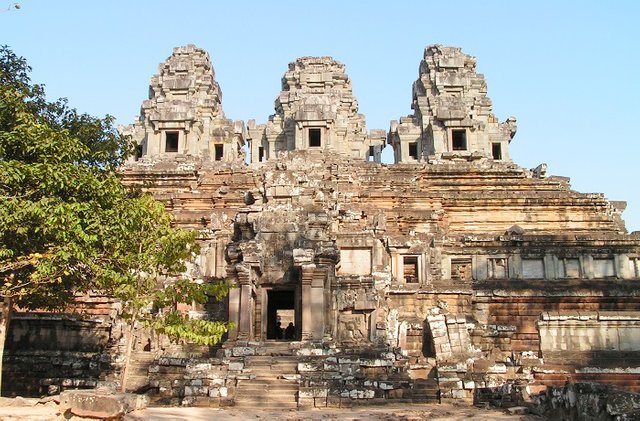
[93,194,230,391]
[0,46,230,394]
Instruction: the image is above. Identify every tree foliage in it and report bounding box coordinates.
[0,45,230,366]
[0,45,127,309]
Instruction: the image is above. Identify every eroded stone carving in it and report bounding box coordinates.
[9,44,640,408]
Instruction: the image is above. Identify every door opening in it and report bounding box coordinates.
[266,290,298,340]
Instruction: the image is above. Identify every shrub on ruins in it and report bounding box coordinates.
[93,194,230,391]
[0,46,230,393]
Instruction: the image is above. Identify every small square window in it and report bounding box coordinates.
[403,256,419,283]
[368,146,375,161]
[309,128,322,147]
[492,143,502,160]
[214,144,223,161]
[165,131,179,153]
[452,129,467,151]
[451,258,472,281]
[409,142,418,159]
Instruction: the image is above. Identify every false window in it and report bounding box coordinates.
[165,131,179,153]
[409,142,418,159]
[309,128,322,147]
[338,248,372,276]
[592,258,615,278]
[559,258,581,279]
[214,144,224,161]
[492,143,502,160]
[452,129,467,151]
[522,258,545,279]
[487,258,508,279]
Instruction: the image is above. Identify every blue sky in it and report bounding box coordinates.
[2,1,639,231]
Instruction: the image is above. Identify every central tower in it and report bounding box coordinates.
[248,56,385,163]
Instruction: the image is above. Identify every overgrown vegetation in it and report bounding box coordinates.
[0,46,230,393]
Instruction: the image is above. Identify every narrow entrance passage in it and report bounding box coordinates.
[266,290,298,340]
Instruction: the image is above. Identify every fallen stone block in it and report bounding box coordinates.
[59,389,148,419]
[507,406,529,415]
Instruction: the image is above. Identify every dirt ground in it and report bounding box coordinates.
[0,399,545,420]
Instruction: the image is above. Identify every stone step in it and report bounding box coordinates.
[235,402,298,409]
[238,388,298,396]
[247,360,299,367]
[245,370,298,378]
[237,395,298,402]
[235,397,297,405]
[239,384,298,391]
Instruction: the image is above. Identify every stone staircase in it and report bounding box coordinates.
[124,350,156,392]
[234,354,300,409]
[409,379,440,403]
[145,340,441,407]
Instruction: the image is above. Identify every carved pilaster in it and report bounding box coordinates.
[300,264,315,341]
[236,264,254,341]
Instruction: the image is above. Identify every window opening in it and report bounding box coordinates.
[409,142,418,159]
[452,129,467,151]
[165,131,179,153]
[214,144,223,161]
[258,146,264,162]
[403,256,418,283]
[451,258,472,281]
[492,143,502,160]
[309,128,322,147]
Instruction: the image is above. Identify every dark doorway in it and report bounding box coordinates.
[492,142,502,160]
[165,131,179,152]
[409,142,418,159]
[214,144,224,161]
[309,128,322,147]
[452,129,467,150]
[266,290,298,340]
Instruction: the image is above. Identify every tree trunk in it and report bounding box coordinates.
[120,313,137,393]
[0,297,13,397]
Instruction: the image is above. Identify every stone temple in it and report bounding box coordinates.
[5,44,640,410]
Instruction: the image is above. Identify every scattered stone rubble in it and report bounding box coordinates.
[5,44,640,415]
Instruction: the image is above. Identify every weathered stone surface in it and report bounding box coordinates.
[7,44,640,409]
[59,390,148,419]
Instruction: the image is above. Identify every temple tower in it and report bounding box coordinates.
[248,57,386,163]
[389,45,517,163]
[122,44,245,163]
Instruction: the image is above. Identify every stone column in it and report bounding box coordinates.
[226,264,240,341]
[236,265,253,341]
[300,264,315,341]
[310,268,326,340]
[228,286,240,340]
